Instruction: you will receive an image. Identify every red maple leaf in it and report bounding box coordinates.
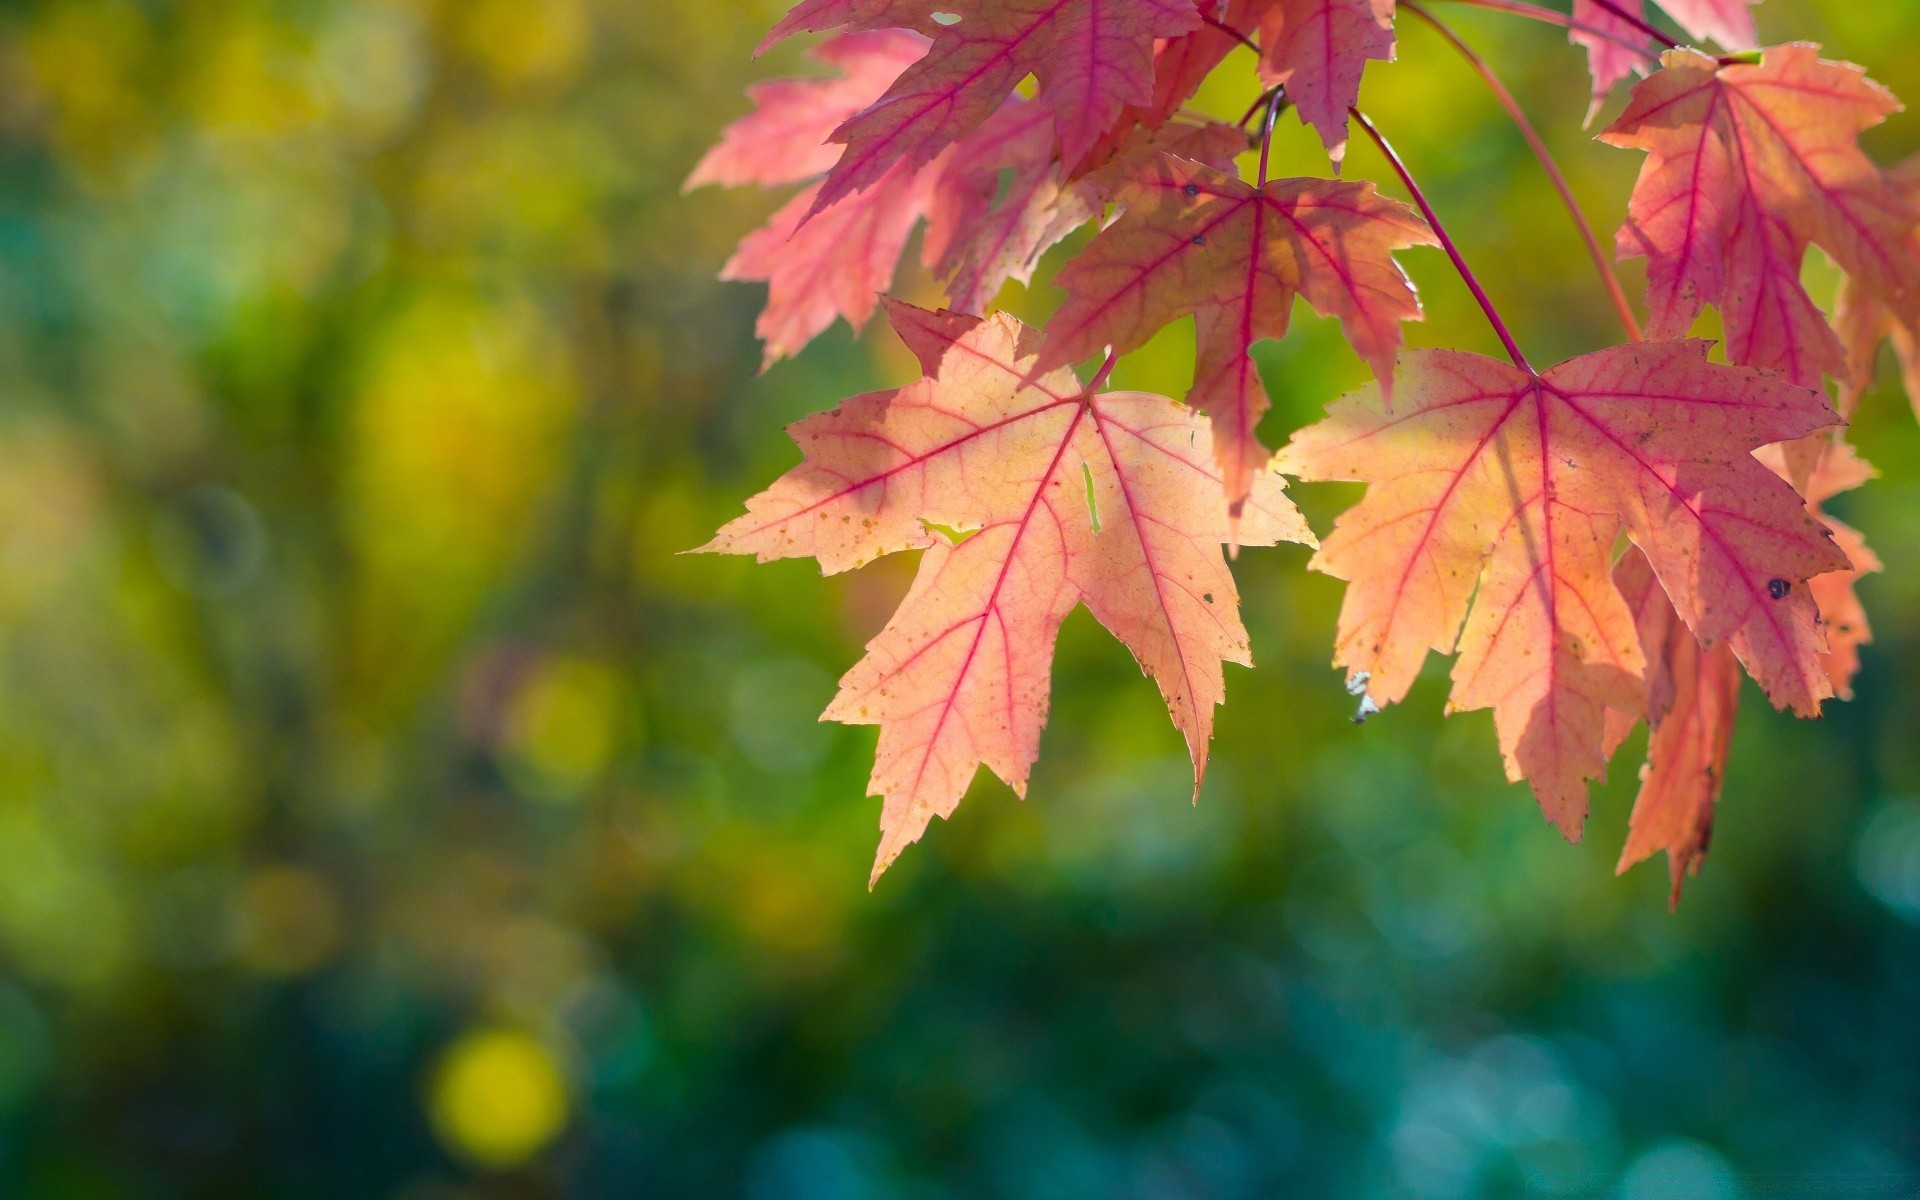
[1571,0,1761,119]
[700,307,1312,881]
[810,0,1204,213]
[1835,155,1920,418]
[1601,45,1920,391]
[1246,0,1397,164]
[1037,154,1433,516]
[693,28,1246,362]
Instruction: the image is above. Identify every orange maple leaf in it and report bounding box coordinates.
[1601,45,1920,390]
[1038,155,1434,517]
[1277,342,1847,835]
[1608,546,1740,908]
[1609,433,1877,906]
[701,306,1313,882]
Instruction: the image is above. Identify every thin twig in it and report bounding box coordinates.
[1579,0,1680,49]
[1257,88,1282,186]
[1087,347,1120,393]
[1433,0,1662,59]
[1201,14,1263,57]
[1237,85,1283,129]
[1404,1,1642,341]
[1350,107,1533,373]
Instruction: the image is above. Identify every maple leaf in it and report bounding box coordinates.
[1657,0,1759,50]
[1760,437,1880,698]
[696,28,1247,361]
[701,308,1313,882]
[1570,2,1653,122]
[1037,154,1433,516]
[688,31,930,191]
[1247,0,1396,164]
[1609,433,1876,906]
[926,105,1246,314]
[758,0,944,54]
[721,167,938,367]
[1601,45,1920,392]
[1276,342,1847,834]
[1608,546,1740,908]
[811,0,1203,213]
[689,31,934,365]
[1834,155,1920,419]
[1145,0,1250,124]
[1571,0,1762,119]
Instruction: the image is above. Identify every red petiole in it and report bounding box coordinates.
[1351,107,1534,373]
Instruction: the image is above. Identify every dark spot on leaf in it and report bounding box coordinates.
[1191,234,1206,246]
[1182,183,1200,198]
[1768,578,1791,600]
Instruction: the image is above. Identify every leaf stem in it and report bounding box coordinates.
[1403,2,1642,342]
[1087,347,1119,393]
[1236,85,1282,129]
[1257,88,1282,186]
[1350,107,1533,373]
[1433,0,1662,59]
[1201,13,1263,57]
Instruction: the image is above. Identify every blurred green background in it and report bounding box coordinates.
[0,0,1918,1195]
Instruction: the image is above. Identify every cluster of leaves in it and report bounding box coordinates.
[692,0,1920,900]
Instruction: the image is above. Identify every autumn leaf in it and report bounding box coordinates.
[1657,0,1759,50]
[1038,154,1433,516]
[1570,0,1761,119]
[1609,546,1740,908]
[1761,437,1880,698]
[758,0,944,54]
[1247,0,1396,164]
[1601,45,1920,391]
[926,105,1246,315]
[1143,0,1252,126]
[1570,2,1652,122]
[811,0,1203,214]
[1569,0,1759,107]
[1610,433,1877,906]
[1835,155,1920,418]
[1276,342,1847,834]
[695,29,1244,362]
[688,31,929,191]
[701,308,1313,882]
[689,31,933,365]
[884,295,985,375]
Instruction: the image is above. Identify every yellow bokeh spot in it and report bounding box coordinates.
[504,657,627,797]
[345,292,577,710]
[428,1028,570,1170]
[461,0,589,90]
